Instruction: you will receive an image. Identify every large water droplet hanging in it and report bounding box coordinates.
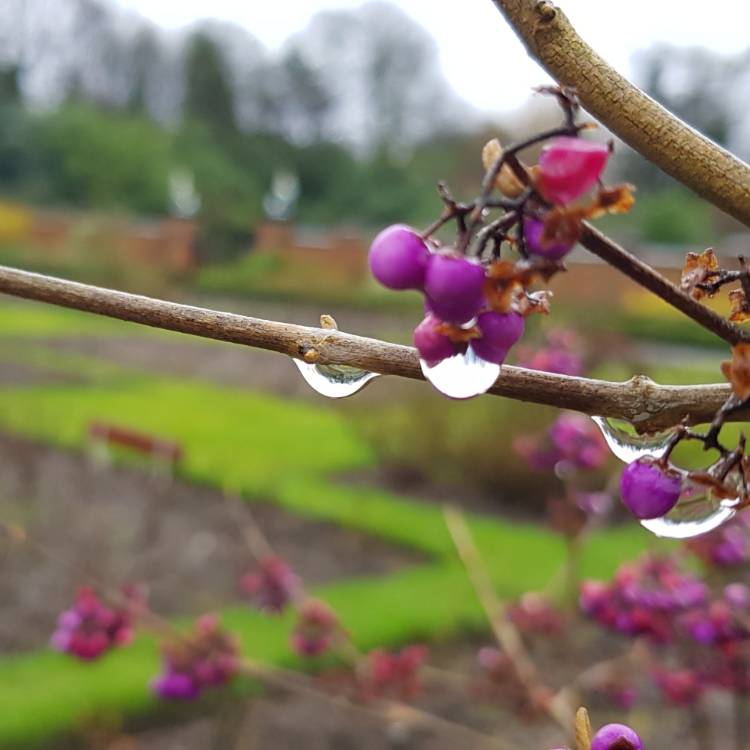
[592,416,676,464]
[640,476,739,539]
[420,348,500,400]
[292,359,380,398]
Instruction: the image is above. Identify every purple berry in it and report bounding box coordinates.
[423,254,485,325]
[591,723,642,750]
[620,459,682,520]
[537,136,610,205]
[369,224,430,291]
[470,311,524,364]
[152,671,200,701]
[524,216,575,260]
[414,314,459,367]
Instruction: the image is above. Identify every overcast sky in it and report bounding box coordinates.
[115,0,750,113]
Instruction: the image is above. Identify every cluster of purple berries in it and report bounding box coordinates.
[365,645,428,700]
[369,224,526,370]
[50,587,134,661]
[290,599,339,657]
[580,556,708,644]
[368,137,610,390]
[583,557,750,707]
[151,614,240,701]
[687,509,750,566]
[240,556,301,614]
[513,412,609,474]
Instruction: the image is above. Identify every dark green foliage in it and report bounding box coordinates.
[183,32,238,136]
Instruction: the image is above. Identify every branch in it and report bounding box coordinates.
[0,264,741,431]
[490,0,750,228]
[579,223,749,346]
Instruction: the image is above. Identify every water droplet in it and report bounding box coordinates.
[420,348,500,400]
[640,477,739,539]
[292,359,380,398]
[592,416,676,464]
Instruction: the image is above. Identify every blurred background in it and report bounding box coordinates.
[1,1,750,748]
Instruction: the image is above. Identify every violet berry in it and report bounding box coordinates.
[524,216,575,260]
[470,310,524,365]
[369,224,430,291]
[151,670,200,701]
[591,723,642,750]
[423,254,485,325]
[537,136,610,205]
[414,314,460,367]
[620,459,682,519]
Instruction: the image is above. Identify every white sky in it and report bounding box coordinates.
[115,0,750,113]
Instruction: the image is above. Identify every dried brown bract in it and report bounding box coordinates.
[681,249,719,300]
[729,289,750,323]
[721,343,750,400]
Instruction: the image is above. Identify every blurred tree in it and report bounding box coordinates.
[29,105,171,213]
[183,32,237,135]
[279,50,331,142]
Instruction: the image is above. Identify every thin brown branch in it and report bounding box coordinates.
[0,263,741,431]
[443,505,575,734]
[579,223,750,346]
[490,0,750,228]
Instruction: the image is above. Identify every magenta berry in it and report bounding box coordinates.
[423,254,485,325]
[524,216,575,260]
[368,224,430,291]
[151,671,200,700]
[620,459,682,519]
[470,310,524,365]
[591,723,642,750]
[414,314,460,366]
[537,136,609,205]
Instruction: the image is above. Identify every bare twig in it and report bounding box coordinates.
[579,224,749,346]
[0,264,742,432]
[443,505,576,734]
[490,0,750,228]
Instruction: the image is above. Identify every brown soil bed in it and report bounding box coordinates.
[0,433,423,654]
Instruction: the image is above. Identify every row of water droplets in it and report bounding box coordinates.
[593,417,739,539]
[290,317,738,540]
[292,314,499,400]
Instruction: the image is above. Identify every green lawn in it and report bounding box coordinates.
[0,301,671,747]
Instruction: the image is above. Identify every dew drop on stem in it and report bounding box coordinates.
[292,359,380,398]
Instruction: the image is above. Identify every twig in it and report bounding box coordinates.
[443,505,576,734]
[245,659,516,750]
[490,0,750,228]
[579,223,749,346]
[0,265,743,432]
